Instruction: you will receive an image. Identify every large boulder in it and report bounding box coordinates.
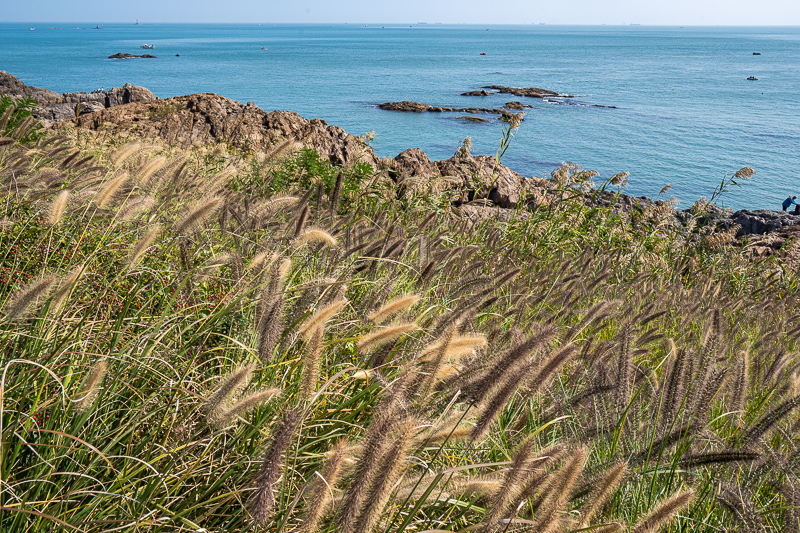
[106,83,157,107]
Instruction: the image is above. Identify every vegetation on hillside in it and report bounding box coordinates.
[1,102,799,533]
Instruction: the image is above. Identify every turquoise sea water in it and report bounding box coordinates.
[1,23,799,210]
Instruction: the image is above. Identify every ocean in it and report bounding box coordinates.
[1,22,799,210]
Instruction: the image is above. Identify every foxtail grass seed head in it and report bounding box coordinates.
[733,166,756,179]
[350,418,417,533]
[632,490,695,533]
[249,408,301,525]
[135,156,167,187]
[110,142,141,166]
[300,326,325,403]
[254,194,299,218]
[118,196,156,221]
[5,275,56,321]
[580,463,628,527]
[50,264,84,311]
[94,171,129,208]
[78,360,108,413]
[174,197,223,235]
[299,439,350,533]
[357,322,418,353]
[127,225,162,271]
[210,388,281,428]
[47,190,69,226]
[296,228,338,247]
[247,251,278,275]
[205,365,255,424]
[368,294,421,324]
[298,299,347,341]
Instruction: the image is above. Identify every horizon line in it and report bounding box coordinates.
[4,21,800,27]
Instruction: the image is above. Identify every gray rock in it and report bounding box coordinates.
[0,71,156,124]
[730,209,800,236]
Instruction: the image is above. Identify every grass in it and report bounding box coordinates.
[0,109,799,533]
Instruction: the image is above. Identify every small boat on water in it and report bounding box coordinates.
[140,44,155,49]
[747,76,758,81]
[753,52,761,55]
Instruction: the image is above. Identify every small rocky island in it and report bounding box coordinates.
[476,85,569,98]
[378,101,528,120]
[108,53,157,59]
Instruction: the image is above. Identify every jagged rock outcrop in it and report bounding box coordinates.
[728,209,800,236]
[0,71,156,123]
[460,90,491,96]
[58,93,381,168]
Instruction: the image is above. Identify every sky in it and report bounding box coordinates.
[2,0,800,25]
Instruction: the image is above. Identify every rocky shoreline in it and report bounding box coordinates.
[1,70,157,122]
[1,71,797,262]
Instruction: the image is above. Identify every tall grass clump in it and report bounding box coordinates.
[0,111,798,533]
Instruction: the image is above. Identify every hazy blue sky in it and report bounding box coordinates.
[3,0,799,25]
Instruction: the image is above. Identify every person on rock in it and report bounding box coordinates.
[782,196,798,212]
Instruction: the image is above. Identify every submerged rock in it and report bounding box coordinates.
[456,115,489,123]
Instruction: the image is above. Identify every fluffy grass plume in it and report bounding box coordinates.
[210,388,281,428]
[530,446,586,533]
[109,142,141,166]
[174,197,223,235]
[4,275,56,321]
[135,156,167,187]
[300,326,325,403]
[127,225,162,271]
[418,334,487,362]
[631,490,695,533]
[298,439,350,533]
[118,196,156,221]
[249,408,301,525]
[298,299,348,341]
[357,322,418,353]
[47,190,69,226]
[50,264,84,311]
[204,365,255,424]
[350,417,417,533]
[77,360,108,413]
[368,294,421,324]
[296,227,338,247]
[580,463,628,527]
[94,171,129,209]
